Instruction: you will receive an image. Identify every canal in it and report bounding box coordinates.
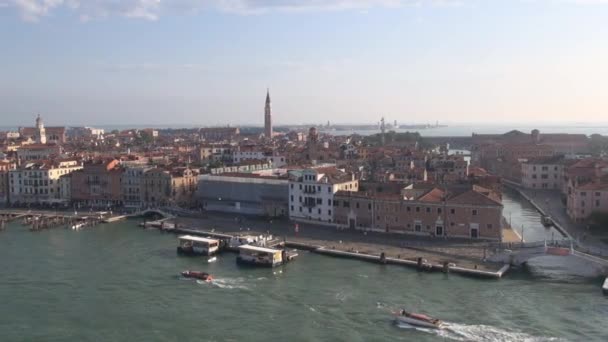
[0,193,606,341]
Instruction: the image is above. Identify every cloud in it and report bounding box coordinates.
[1,0,464,22]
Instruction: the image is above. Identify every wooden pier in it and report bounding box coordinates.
[0,210,107,231]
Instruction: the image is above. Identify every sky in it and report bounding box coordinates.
[1,0,608,127]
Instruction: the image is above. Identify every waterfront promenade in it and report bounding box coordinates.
[175,213,506,272]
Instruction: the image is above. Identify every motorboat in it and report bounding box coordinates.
[71,223,85,230]
[394,310,444,329]
[541,215,553,227]
[181,271,213,282]
[207,257,217,263]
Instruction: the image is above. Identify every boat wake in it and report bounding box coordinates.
[207,277,249,290]
[395,321,565,342]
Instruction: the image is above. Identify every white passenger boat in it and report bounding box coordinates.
[228,234,274,250]
[394,310,444,329]
[603,277,608,296]
[236,245,285,267]
[177,235,220,256]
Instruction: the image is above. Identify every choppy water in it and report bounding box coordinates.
[1,200,607,341]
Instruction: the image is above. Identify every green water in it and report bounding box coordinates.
[0,219,606,342]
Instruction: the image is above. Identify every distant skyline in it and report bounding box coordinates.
[1,0,608,126]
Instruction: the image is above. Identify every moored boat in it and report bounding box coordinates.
[541,215,553,227]
[177,235,220,256]
[236,245,285,267]
[394,310,444,329]
[181,270,213,282]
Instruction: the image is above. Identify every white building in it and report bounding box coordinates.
[521,156,566,190]
[9,159,82,205]
[288,166,358,225]
[232,150,286,167]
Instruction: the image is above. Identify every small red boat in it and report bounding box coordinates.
[181,270,213,282]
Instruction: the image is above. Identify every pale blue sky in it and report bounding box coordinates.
[1,0,608,127]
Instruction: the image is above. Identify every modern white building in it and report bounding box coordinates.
[9,159,82,205]
[288,166,359,225]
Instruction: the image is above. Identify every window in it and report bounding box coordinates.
[299,184,302,190]
[472,209,478,216]
[328,210,332,215]
[406,206,411,212]
[299,206,302,212]
[318,208,321,214]
[308,208,312,213]
[290,184,294,189]
[368,203,372,210]
[328,186,331,193]
[450,209,455,214]
[290,195,294,202]
[416,207,420,212]
[290,205,294,211]
[334,200,339,207]
[487,224,493,229]
[581,192,587,196]
[356,202,360,209]
[343,201,350,208]
[596,200,600,207]
[414,223,421,232]
[316,198,322,204]
[426,207,430,213]
[328,199,332,206]
[596,192,601,196]
[437,208,442,214]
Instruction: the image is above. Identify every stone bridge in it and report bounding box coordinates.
[132,208,176,220]
[488,240,608,273]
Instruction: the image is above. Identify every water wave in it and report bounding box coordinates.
[395,321,565,342]
[208,277,249,290]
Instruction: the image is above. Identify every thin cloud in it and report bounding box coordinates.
[1,0,462,22]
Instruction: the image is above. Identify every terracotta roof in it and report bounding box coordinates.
[417,188,445,203]
[447,189,502,207]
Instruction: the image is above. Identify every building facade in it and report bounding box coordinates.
[8,159,82,205]
[122,166,154,208]
[71,159,123,208]
[288,167,359,224]
[198,173,288,217]
[521,156,566,190]
[334,186,503,240]
[143,168,198,207]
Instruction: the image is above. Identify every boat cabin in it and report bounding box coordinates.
[228,234,273,250]
[236,245,283,267]
[177,235,220,256]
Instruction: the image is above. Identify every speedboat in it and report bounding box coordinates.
[181,270,213,282]
[394,310,444,329]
